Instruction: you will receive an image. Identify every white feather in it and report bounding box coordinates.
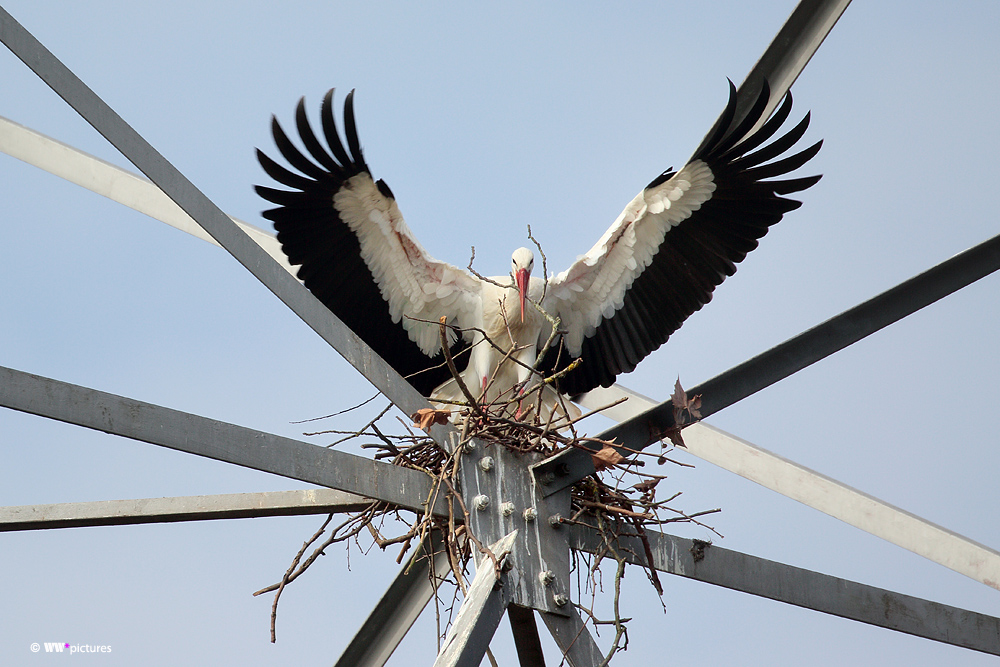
[334,172,482,356]
[543,160,716,355]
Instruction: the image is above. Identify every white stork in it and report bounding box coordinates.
[256,83,821,420]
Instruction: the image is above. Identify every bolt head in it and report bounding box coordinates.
[479,456,494,472]
[548,513,563,528]
[473,494,490,511]
[553,593,569,607]
[500,501,515,517]
[538,570,555,587]
[523,507,537,522]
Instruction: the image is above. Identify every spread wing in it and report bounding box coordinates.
[541,81,822,395]
[255,90,482,395]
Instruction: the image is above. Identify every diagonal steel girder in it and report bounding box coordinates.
[434,532,518,667]
[692,0,851,157]
[0,113,292,268]
[430,533,604,667]
[0,365,447,517]
[577,387,1000,592]
[538,608,605,667]
[596,231,1000,449]
[0,489,371,531]
[334,532,454,667]
[507,605,547,667]
[0,7,459,458]
[569,523,1000,656]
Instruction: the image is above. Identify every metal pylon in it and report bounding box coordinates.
[1,1,999,664]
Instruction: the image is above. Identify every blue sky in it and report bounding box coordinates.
[1,1,998,664]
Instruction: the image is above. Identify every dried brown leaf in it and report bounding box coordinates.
[592,445,625,471]
[671,378,702,423]
[687,394,703,420]
[671,378,688,409]
[411,408,451,431]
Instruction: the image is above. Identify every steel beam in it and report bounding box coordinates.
[0,7,461,457]
[676,421,1000,592]
[693,0,851,157]
[507,605,546,667]
[434,532,517,667]
[553,385,1000,592]
[539,608,604,667]
[460,445,573,616]
[0,114,290,269]
[0,366,447,517]
[0,489,370,531]
[334,532,453,667]
[569,524,1000,656]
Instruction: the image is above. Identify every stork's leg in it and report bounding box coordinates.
[457,333,493,407]
[513,344,537,421]
[514,344,537,386]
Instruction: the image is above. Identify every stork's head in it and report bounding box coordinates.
[510,247,534,323]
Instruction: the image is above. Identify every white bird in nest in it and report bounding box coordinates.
[255,82,821,424]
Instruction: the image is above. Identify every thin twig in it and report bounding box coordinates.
[438,316,485,417]
[260,513,333,643]
[290,393,381,423]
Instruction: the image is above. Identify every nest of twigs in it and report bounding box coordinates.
[256,287,724,666]
[254,368,719,664]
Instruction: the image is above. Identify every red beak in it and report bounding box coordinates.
[515,267,530,322]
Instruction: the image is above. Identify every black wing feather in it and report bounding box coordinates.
[321,90,355,169]
[256,90,463,396]
[257,149,317,192]
[269,116,328,181]
[724,91,793,158]
[744,140,824,182]
[709,80,771,160]
[295,98,342,173]
[729,109,810,171]
[343,90,367,169]
[543,80,822,395]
